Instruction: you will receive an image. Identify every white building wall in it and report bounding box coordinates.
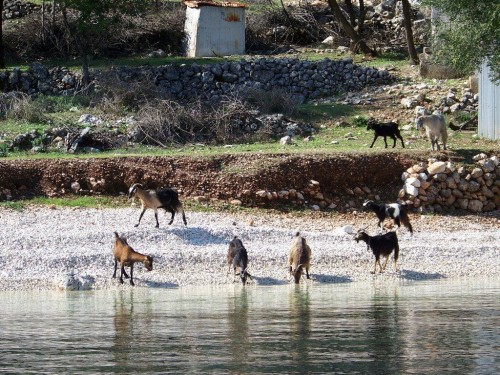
[184,6,245,58]
[478,62,500,140]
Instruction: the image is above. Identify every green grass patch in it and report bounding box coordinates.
[0,201,25,211]
[29,195,126,208]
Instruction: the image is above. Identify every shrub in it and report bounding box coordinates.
[5,94,46,123]
[238,87,300,116]
[352,116,368,127]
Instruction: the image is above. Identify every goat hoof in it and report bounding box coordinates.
[120,279,124,284]
[134,224,139,228]
[370,271,375,274]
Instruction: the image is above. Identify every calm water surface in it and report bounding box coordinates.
[0,279,498,374]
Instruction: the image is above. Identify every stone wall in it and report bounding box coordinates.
[400,153,500,213]
[0,58,394,101]
[2,1,40,20]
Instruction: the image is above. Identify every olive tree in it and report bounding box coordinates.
[56,0,145,86]
[421,0,500,82]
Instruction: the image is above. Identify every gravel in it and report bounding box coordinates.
[0,207,499,291]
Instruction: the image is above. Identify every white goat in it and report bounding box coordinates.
[416,114,448,151]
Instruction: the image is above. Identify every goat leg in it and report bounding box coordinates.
[168,209,175,225]
[154,210,160,228]
[383,136,388,148]
[382,256,390,271]
[391,135,397,148]
[120,264,125,284]
[306,268,310,279]
[112,259,118,278]
[135,208,146,227]
[369,135,378,148]
[371,259,377,274]
[130,265,135,286]
[122,269,130,279]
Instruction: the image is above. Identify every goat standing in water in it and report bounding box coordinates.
[128,183,187,228]
[288,232,312,284]
[227,236,252,285]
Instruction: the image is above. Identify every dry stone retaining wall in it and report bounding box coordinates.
[0,58,393,101]
[400,153,500,213]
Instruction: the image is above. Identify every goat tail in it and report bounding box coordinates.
[399,207,413,235]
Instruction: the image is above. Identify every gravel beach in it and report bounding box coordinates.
[0,206,499,291]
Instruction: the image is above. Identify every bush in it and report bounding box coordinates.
[136,97,252,146]
[5,94,46,123]
[352,116,368,127]
[238,87,300,116]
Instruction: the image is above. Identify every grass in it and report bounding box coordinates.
[0,195,129,209]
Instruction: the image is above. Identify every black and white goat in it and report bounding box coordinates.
[354,230,400,274]
[367,119,405,148]
[363,200,413,235]
[128,183,187,228]
[227,236,252,285]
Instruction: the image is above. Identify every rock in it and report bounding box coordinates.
[311,205,320,211]
[71,182,81,193]
[280,136,292,145]
[477,159,496,173]
[406,177,421,187]
[321,36,335,45]
[467,200,483,212]
[78,114,102,125]
[427,161,446,175]
[230,199,242,206]
[401,97,418,109]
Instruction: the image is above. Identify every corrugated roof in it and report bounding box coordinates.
[184,1,248,8]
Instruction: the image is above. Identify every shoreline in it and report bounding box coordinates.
[0,207,499,292]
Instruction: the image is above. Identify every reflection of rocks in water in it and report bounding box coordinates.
[55,272,95,291]
[289,286,311,368]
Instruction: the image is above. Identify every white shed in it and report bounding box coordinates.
[184,1,247,58]
[478,62,500,140]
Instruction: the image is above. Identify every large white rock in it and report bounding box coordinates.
[427,161,446,175]
[404,184,419,196]
[406,177,421,187]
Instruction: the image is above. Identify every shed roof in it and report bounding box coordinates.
[184,1,248,8]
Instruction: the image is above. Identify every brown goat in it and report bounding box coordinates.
[288,232,312,284]
[112,232,153,286]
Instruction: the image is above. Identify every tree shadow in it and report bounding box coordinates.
[399,269,446,281]
[311,274,353,284]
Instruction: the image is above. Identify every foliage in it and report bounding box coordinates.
[421,0,500,82]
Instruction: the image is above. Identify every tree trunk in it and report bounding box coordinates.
[344,0,356,28]
[62,6,91,86]
[327,0,376,56]
[401,0,419,65]
[0,1,4,69]
[358,0,366,36]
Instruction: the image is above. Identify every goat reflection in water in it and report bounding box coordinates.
[289,287,311,368]
[227,289,250,370]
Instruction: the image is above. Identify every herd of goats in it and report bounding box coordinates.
[112,113,444,286]
[113,182,414,286]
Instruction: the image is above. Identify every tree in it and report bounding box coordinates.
[401,0,419,65]
[421,0,500,82]
[327,0,377,56]
[56,0,145,86]
[0,1,4,69]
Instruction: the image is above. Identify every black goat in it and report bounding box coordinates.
[367,119,405,148]
[128,183,187,228]
[354,230,400,274]
[363,200,413,235]
[227,236,252,285]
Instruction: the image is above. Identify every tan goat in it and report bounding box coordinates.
[112,232,153,286]
[416,114,448,151]
[288,232,312,284]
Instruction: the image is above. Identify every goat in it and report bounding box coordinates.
[227,236,252,285]
[354,230,400,274]
[112,232,153,286]
[416,114,448,151]
[367,118,405,148]
[363,200,413,235]
[288,232,312,284]
[128,183,187,228]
